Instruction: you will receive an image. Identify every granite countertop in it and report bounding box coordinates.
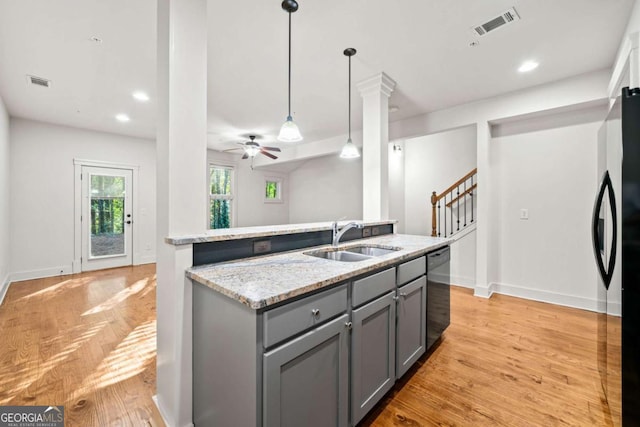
[186,234,453,310]
[165,220,397,245]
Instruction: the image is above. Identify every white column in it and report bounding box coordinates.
[156,0,207,426]
[357,73,396,221]
[474,120,494,298]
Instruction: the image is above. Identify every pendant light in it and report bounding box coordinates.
[340,48,360,158]
[277,0,303,142]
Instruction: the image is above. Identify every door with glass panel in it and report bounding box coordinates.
[81,166,133,271]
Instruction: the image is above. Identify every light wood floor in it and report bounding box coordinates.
[0,264,163,426]
[362,287,613,426]
[0,266,614,426]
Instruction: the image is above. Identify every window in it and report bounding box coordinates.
[265,177,283,203]
[209,165,234,229]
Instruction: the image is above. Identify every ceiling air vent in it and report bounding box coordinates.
[26,75,52,88]
[472,7,520,37]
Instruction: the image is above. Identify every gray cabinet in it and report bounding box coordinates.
[350,291,396,425]
[263,313,349,427]
[396,276,427,377]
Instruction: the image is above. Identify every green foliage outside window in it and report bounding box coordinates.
[210,166,233,229]
[265,181,278,199]
[90,175,125,235]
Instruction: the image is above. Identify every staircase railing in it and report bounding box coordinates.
[431,168,477,237]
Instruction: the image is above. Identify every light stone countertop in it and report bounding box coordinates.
[165,220,397,245]
[186,234,453,310]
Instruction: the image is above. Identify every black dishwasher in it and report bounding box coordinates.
[426,246,450,350]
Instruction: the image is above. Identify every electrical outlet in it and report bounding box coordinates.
[520,209,529,220]
[253,240,271,254]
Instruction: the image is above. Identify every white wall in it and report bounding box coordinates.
[0,94,9,298]
[9,118,157,279]
[388,142,405,232]
[491,110,603,310]
[403,125,477,236]
[289,155,363,223]
[207,150,289,227]
[623,0,640,45]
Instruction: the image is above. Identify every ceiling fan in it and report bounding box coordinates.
[224,135,282,160]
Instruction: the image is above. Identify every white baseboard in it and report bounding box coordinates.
[0,274,10,306]
[450,274,475,288]
[474,282,494,298]
[9,265,73,283]
[152,395,193,427]
[606,302,622,317]
[137,255,157,265]
[491,281,600,312]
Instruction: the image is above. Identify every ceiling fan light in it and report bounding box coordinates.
[245,145,260,157]
[277,116,303,142]
[340,138,360,159]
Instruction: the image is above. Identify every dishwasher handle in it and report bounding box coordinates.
[427,247,450,270]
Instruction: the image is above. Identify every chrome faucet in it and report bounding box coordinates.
[332,221,364,247]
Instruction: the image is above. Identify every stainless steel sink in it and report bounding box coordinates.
[304,244,401,262]
[344,245,400,257]
[304,250,372,262]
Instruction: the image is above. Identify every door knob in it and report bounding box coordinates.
[126,220,132,225]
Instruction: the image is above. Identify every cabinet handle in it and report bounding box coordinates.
[311,309,320,317]
[399,292,408,298]
[392,296,399,301]
[345,321,353,330]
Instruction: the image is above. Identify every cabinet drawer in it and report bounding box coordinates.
[352,267,396,308]
[263,284,347,348]
[397,256,426,285]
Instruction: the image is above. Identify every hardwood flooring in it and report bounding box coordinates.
[362,287,613,427]
[0,264,163,426]
[0,266,614,426]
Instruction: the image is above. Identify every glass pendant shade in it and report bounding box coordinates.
[278,116,303,142]
[340,138,360,158]
[245,146,260,157]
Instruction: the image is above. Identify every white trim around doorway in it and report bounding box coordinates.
[73,159,141,273]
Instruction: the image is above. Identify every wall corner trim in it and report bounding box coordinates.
[0,274,10,306]
[152,395,193,427]
[473,282,494,299]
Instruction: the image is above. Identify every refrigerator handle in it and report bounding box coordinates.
[591,171,617,289]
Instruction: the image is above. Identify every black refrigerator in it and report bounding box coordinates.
[593,86,640,425]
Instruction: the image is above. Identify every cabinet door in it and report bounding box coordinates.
[351,291,396,425]
[397,276,427,378]
[263,314,349,427]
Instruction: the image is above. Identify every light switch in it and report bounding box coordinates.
[520,209,529,220]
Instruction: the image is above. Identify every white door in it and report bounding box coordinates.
[81,166,133,271]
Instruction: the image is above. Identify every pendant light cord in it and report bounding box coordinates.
[288,12,292,118]
[348,54,351,139]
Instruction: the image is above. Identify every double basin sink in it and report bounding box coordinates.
[304,244,401,262]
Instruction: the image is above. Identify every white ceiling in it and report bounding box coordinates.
[0,0,635,152]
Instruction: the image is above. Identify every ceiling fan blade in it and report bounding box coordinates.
[261,146,282,152]
[241,152,249,160]
[222,147,243,152]
[260,150,278,160]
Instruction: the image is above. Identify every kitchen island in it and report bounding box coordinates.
[176,221,452,426]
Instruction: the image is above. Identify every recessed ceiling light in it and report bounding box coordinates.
[518,60,539,73]
[115,114,130,122]
[90,36,103,44]
[132,91,150,102]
